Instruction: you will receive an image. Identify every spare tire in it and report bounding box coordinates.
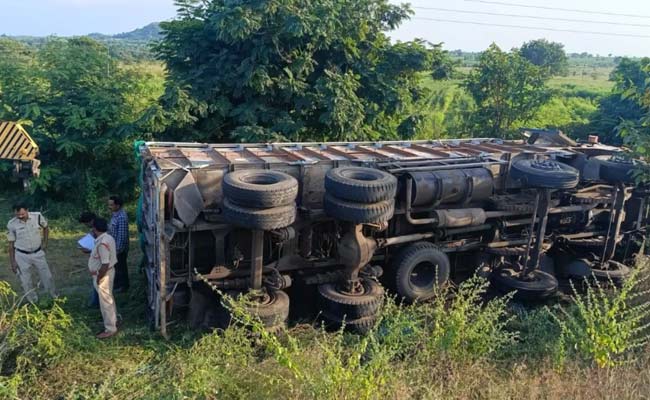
[510,159,579,189]
[224,170,298,208]
[325,167,397,203]
[592,155,644,184]
[323,194,394,224]
[223,199,296,230]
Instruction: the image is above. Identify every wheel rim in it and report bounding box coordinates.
[410,261,438,290]
[531,160,563,171]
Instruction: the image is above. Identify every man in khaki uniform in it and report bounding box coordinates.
[88,217,119,339]
[7,203,56,303]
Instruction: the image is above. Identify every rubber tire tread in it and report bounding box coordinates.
[392,242,450,303]
[317,279,384,320]
[591,260,631,282]
[592,155,641,184]
[244,290,290,328]
[325,167,397,203]
[491,269,558,300]
[510,159,579,189]
[188,287,210,330]
[321,312,378,334]
[323,194,394,224]
[223,198,296,230]
[223,170,298,208]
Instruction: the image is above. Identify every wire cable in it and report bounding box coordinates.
[412,6,650,28]
[411,17,650,38]
[463,0,650,19]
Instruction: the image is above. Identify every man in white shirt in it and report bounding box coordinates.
[88,217,119,339]
[6,203,56,303]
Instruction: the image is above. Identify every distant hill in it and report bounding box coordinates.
[3,23,162,62]
[89,23,161,42]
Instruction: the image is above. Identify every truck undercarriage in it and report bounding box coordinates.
[138,133,648,336]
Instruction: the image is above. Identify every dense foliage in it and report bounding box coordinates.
[0,37,163,209]
[519,39,569,77]
[151,0,433,142]
[464,44,550,137]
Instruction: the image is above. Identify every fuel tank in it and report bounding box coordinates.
[409,168,494,206]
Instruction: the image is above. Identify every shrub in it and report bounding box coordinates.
[0,282,75,398]
[550,265,650,367]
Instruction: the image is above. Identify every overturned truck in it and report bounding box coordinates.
[138,131,648,335]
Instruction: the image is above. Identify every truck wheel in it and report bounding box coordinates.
[318,279,384,320]
[325,167,397,203]
[592,155,644,184]
[323,194,394,224]
[188,288,209,330]
[491,267,558,300]
[391,242,450,303]
[223,199,296,230]
[224,170,298,207]
[320,312,378,334]
[591,260,631,283]
[510,159,579,189]
[244,289,290,328]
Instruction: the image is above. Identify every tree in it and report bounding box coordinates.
[0,37,163,209]
[430,43,458,80]
[464,44,550,137]
[519,39,569,76]
[588,58,650,144]
[152,0,432,143]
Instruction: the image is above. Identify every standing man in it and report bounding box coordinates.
[79,211,99,308]
[88,217,118,339]
[6,203,57,303]
[108,196,129,292]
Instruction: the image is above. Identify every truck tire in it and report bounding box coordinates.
[224,170,298,207]
[391,242,450,303]
[590,260,631,283]
[510,159,579,189]
[223,198,296,230]
[320,312,378,334]
[323,194,394,224]
[491,267,558,300]
[325,167,397,203]
[317,279,384,320]
[592,155,647,184]
[188,287,210,330]
[244,289,290,327]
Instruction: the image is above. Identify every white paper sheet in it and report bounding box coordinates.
[77,233,95,251]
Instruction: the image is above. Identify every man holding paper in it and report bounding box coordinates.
[79,211,99,308]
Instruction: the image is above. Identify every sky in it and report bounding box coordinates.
[1,0,649,56]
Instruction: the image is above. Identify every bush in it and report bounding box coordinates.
[550,265,650,367]
[0,282,75,399]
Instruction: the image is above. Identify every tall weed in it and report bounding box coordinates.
[0,282,76,399]
[550,265,650,367]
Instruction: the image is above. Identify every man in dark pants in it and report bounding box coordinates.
[108,196,129,292]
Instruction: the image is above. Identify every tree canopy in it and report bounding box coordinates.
[0,37,163,209]
[464,44,550,137]
[152,0,433,143]
[519,39,568,77]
